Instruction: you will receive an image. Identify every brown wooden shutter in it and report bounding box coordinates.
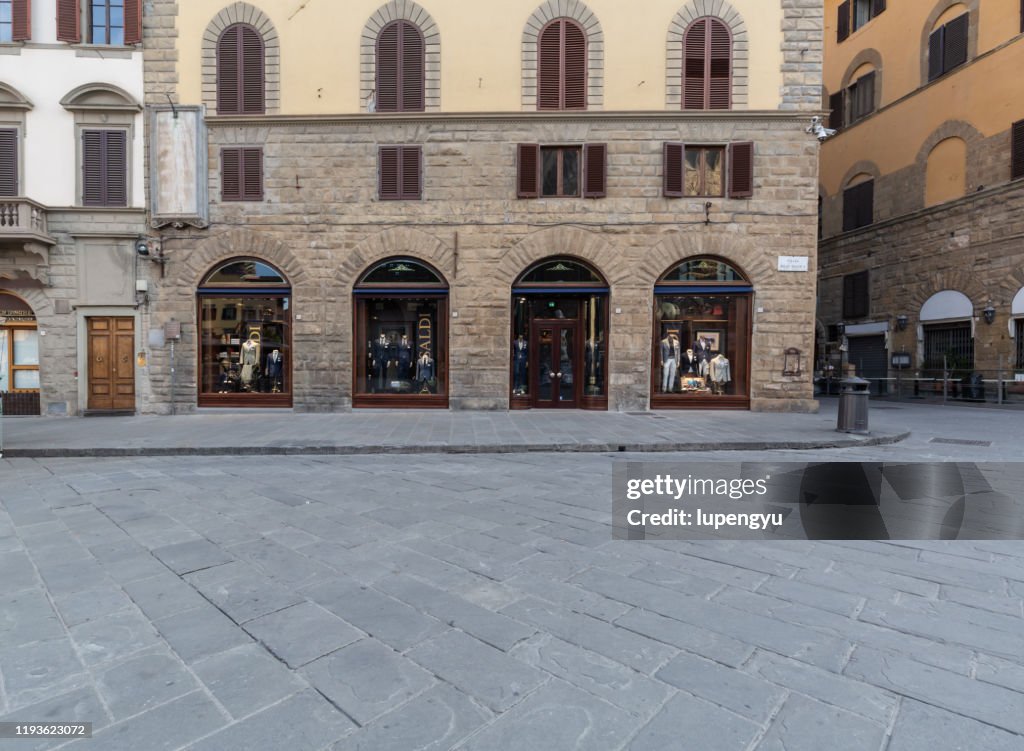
[1011,120,1024,180]
[376,23,400,112]
[379,147,400,200]
[663,143,684,198]
[683,18,707,110]
[583,143,606,199]
[537,21,562,110]
[843,271,869,319]
[843,180,873,231]
[837,0,851,42]
[240,26,265,114]
[104,131,127,206]
[0,129,17,196]
[221,149,241,200]
[943,14,968,73]
[829,91,845,130]
[400,22,425,112]
[728,142,754,198]
[242,148,263,200]
[56,0,80,42]
[563,21,587,110]
[707,19,732,110]
[124,0,142,45]
[401,146,422,199]
[872,0,886,17]
[82,131,102,205]
[217,27,240,114]
[517,144,540,198]
[928,28,944,81]
[12,0,31,42]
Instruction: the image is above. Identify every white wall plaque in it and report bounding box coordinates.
[777,256,809,272]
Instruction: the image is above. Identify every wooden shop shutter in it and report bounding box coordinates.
[1011,120,1024,180]
[728,141,754,198]
[683,18,707,109]
[928,27,944,81]
[124,0,143,45]
[12,0,31,42]
[837,0,851,42]
[82,130,126,207]
[583,143,606,198]
[538,19,587,110]
[377,21,425,113]
[943,14,969,73]
[663,142,684,198]
[829,91,845,130]
[707,19,732,110]
[56,0,80,43]
[221,149,241,200]
[217,24,265,115]
[516,144,540,198]
[0,129,17,196]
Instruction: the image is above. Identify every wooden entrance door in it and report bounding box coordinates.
[88,317,135,412]
[530,320,580,408]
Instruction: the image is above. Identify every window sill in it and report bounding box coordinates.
[73,45,137,59]
[0,42,23,55]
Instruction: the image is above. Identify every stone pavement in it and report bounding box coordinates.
[0,401,915,457]
[1,435,1024,750]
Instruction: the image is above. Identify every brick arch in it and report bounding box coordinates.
[840,48,882,90]
[919,0,979,86]
[638,231,772,290]
[666,1,748,110]
[522,1,604,111]
[0,286,51,316]
[360,2,441,113]
[336,227,454,291]
[497,227,621,287]
[184,229,307,290]
[905,272,984,315]
[202,3,280,114]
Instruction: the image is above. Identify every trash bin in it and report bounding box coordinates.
[837,375,870,434]
[961,372,984,402]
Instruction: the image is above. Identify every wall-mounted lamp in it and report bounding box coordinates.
[895,314,908,331]
[982,305,996,325]
[836,321,846,336]
[782,347,802,377]
[136,236,166,278]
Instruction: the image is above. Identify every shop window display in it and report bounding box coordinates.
[0,292,41,415]
[652,258,752,409]
[354,259,448,407]
[197,259,291,406]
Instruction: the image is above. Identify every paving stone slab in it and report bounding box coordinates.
[53,586,135,627]
[244,601,363,668]
[407,630,546,713]
[886,698,1024,751]
[0,551,39,594]
[331,682,491,751]
[192,644,308,720]
[0,591,67,648]
[754,694,887,751]
[121,573,210,621]
[74,690,226,751]
[302,639,435,726]
[153,606,253,664]
[0,638,89,711]
[458,679,643,751]
[151,539,235,575]
[94,650,198,721]
[655,652,785,723]
[626,691,760,751]
[185,563,305,625]
[69,610,162,668]
[613,608,755,668]
[0,686,110,750]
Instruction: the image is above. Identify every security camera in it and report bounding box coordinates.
[135,238,151,257]
[806,116,837,142]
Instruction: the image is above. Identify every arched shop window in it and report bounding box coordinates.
[511,257,609,410]
[353,258,449,407]
[652,257,752,409]
[197,258,292,407]
[0,291,40,415]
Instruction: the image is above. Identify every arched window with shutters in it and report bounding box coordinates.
[537,18,587,111]
[375,20,425,113]
[683,17,732,110]
[216,23,265,115]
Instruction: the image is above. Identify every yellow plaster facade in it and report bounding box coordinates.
[821,0,1023,196]
[175,0,785,114]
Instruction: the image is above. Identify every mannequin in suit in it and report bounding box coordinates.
[398,335,413,378]
[266,349,283,393]
[513,335,528,395]
[371,334,388,391]
[681,348,699,376]
[710,353,731,394]
[239,334,260,391]
[415,351,435,393]
[660,334,681,393]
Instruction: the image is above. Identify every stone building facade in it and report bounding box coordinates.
[138,0,823,414]
[818,0,1024,391]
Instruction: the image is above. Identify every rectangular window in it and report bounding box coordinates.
[0,128,17,196]
[853,0,871,31]
[518,143,605,200]
[81,129,127,207]
[828,92,845,131]
[90,0,124,45]
[0,0,13,42]
[378,146,422,201]
[1016,319,1024,369]
[928,14,969,81]
[1011,120,1024,181]
[923,321,973,372]
[221,147,263,202]
[842,271,870,319]
[839,0,884,41]
[842,180,874,231]
[684,146,724,197]
[847,71,875,123]
[541,146,580,197]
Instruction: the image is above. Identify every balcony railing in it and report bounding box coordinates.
[0,198,55,245]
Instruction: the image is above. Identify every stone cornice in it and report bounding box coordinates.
[203,110,826,128]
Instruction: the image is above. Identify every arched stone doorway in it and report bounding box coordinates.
[0,290,40,415]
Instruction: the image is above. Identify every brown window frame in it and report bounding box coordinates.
[928,13,969,82]
[518,143,605,200]
[216,22,266,115]
[541,145,582,198]
[838,0,885,42]
[664,142,753,199]
[684,145,726,198]
[682,16,732,111]
[221,147,263,202]
[0,128,18,196]
[843,270,870,319]
[536,18,588,111]
[842,179,874,232]
[81,128,127,208]
[846,71,876,124]
[375,20,426,113]
[378,145,422,201]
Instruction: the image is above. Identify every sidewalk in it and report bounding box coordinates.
[0,402,906,457]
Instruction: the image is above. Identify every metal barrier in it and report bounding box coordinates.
[816,370,1024,407]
